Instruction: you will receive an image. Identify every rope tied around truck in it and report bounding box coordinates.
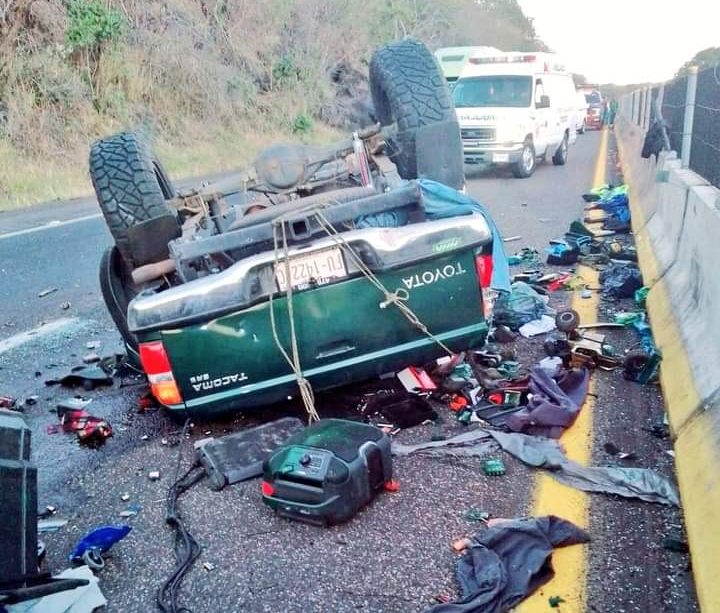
[267,204,453,423]
[268,220,321,423]
[313,209,453,355]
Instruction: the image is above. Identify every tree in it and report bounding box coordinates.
[676,47,720,77]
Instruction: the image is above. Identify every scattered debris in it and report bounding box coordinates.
[494,282,553,330]
[60,301,72,310]
[0,395,17,409]
[57,397,92,412]
[397,366,437,393]
[603,441,637,460]
[482,458,506,476]
[38,518,69,533]
[194,417,304,490]
[48,400,113,446]
[503,235,522,242]
[549,595,566,608]
[3,565,107,612]
[505,366,590,438]
[600,263,643,298]
[120,493,130,502]
[519,315,556,338]
[489,430,680,505]
[148,470,161,481]
[427,516,589,613]
[82,352,101,364]
[662,534,689,553]
[38,505,58,519]
[38,287,58,298]
[384,478,400,493]
[203,562,216,572]
[45,364,114,390]
[119,503,142,518]
[465,508,490,523]
[70,525,132,570]
[85,341,101,350]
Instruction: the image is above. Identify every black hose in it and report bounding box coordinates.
[156,420,206,613]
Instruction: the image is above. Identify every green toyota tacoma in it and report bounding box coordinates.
[92,39,508,416]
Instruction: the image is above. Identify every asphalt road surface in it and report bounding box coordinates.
[0,131,698,612]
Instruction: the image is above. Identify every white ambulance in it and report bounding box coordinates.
[434,46,501,88]
[452,51,577,178]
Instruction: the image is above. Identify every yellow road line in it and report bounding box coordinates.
[517,127,608,612]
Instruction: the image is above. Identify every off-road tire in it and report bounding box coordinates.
[99,246,140,366]
[369,38,456,179]
[90,132,176,268]
[552,133,569,166]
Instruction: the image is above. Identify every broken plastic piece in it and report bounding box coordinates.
[452,537,472,552]
[69,524,131,568]
[397,366,437,392]
[549,595,566,608]
[465,508,490,522]
[46,365,113,390]
[482,458,506,476]
[0,395,17,409]
[148,470,161,481]
[119,503,142,518]
[384,479,400,493]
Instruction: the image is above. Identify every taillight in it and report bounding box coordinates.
[138,340,183,406]
[474,253,496,319]
[261,481,275,497]
[475,254,493,287]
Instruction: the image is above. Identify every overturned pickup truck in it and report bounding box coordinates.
[93,39,507,415]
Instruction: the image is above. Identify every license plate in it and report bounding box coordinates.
[275,247,347,291]
[492,153,510,163]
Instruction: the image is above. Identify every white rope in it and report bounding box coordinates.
[268,221,320,423]
[312,209,454,355]
[267,203,455,423]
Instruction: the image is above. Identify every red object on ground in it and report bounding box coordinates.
[449,395,469,412]
[57,409,113,445]
[547,273,573,292]
[384,479,400,493]
[397,366,437,392]
[0,395,17,409]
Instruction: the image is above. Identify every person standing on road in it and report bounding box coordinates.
[609,98,618,127]
[602,100,610,126]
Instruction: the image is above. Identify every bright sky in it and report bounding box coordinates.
[517,0,720,84]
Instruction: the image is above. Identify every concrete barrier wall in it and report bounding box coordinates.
[615,115,720,612]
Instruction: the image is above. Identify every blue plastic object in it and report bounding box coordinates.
[69,524,131,563]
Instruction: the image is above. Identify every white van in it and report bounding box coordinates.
[452,52,577,178]
[434,46,501,88]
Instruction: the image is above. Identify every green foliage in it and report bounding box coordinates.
[65,0,124,53]
[676,46,720,77]
[272,55,300,86]
[292,112,313,134]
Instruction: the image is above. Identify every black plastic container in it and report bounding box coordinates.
[262,419,392,526]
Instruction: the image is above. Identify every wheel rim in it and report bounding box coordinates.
[522,145,534,171]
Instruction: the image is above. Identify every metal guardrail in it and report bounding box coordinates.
[621,66,720,189]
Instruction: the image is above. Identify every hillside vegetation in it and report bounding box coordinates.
[0,0,544,207]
